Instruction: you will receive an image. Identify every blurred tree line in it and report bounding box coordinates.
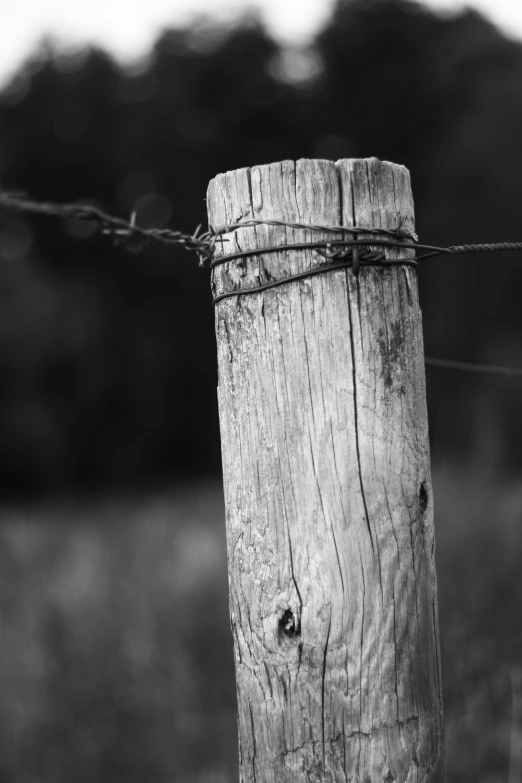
[1,0,521,496]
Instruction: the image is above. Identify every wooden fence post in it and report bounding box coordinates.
[207,158,445,782]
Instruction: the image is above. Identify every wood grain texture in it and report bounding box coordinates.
[207,158,444,783]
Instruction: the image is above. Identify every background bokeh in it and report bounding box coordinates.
[0,0,521,780]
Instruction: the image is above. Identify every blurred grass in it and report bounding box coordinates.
[435,467,522,781]
[0,469,520,781]
[0,481,237,783]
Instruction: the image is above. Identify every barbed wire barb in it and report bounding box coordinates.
[0,191,217,266]
[4,190,522,268]
[3,191,522,377]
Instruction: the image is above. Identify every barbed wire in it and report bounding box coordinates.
[5,190,522,268]
[2,190,522,378]
[0,192,218,266]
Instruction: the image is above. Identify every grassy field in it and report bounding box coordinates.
[0,468,520,782]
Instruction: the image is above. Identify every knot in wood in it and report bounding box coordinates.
[279,609,299,638]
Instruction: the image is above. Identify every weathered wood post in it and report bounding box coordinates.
[207,158,444,782]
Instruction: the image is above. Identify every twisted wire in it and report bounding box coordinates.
[209,238,417,268]
[418,241,522,261]
[2,191,522,376]
[212,256,418,305]
[3,192,522,268]
[0,192,217,266]
[211,218,417,241]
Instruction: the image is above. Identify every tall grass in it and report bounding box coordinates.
[0,468,520,781]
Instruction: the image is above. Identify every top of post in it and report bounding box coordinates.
[206,158,415,304]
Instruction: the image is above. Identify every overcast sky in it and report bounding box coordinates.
[1,0,521,87]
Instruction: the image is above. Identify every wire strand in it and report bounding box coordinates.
[210,217,418,241]
[0,192,217,266]
[3,192,522,378]
[3,192,522,268]
[212,256,418,304]
[425,357,522,377]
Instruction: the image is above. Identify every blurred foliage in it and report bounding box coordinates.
[0,0,522,494]
[0,471,521,782]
